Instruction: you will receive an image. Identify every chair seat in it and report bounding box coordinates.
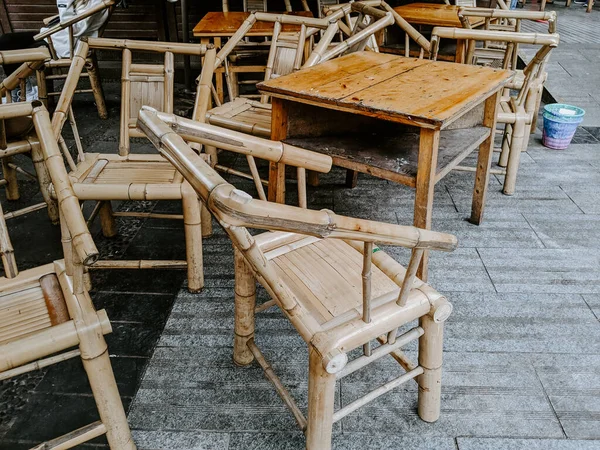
[71,154,178,185]
[0,264,68,345]
[258,232,413,326]
[206,97,272,138]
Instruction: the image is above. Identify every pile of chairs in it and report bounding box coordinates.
[0,0,561,449]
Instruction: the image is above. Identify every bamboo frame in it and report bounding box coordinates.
[431,28,559,195]
[0,103,135,449]
[139,109,456,449]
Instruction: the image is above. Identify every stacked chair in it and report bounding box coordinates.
[0,101,135,449]
[139,106,457,450]
[430,21,560,195]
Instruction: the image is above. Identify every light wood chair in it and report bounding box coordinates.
[45,37,216,292]
[0,101,135,450]
[139,107,457,450]
[33,0,116,120]
[457,8,557,69]
[222,0,312,11]
[431,28,559,195]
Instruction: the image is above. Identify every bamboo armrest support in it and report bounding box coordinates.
[34,0,116,41]
[147,108,332,173]
[138,108,457,253]
[0,102,35,120]
[87,37,211,55]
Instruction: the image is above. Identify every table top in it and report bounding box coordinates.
[393,3,485,28]
[193,11,314,37]
[258,51,513,129]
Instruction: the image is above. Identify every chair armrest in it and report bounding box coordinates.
[138,108,457,253]
[150,109,333,174]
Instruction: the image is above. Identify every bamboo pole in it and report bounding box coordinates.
[306,346,336,450]
[182,181,204,292]
[119,48,132,156]
[233,247,256,366]
[0,202,18,278]
[1,157,18,200]
[30,421,106,450]
[0,349,80,381]
[86,53,108,119]
[87,37,209,56]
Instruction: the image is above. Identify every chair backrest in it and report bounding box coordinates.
[431,28,559,106]
[350,1,431,58]
[86,38,213,157]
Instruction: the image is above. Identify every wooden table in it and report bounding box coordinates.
[193,11,313,101]
[393,3,486,62]
[259,51,513,279]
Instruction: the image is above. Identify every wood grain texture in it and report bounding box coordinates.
[393,3,485,28]
[193,11,313,37]
[259,52,512,129]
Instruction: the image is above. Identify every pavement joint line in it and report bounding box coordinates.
[533,365,568,439]
[521,212,548,249]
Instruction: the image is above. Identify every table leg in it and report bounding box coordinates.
[455,39,465,64]
[205,37,225,103]
[269,98,288,203]
[414,128,440,282]
[470,91,501,225]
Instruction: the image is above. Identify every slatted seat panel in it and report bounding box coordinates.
[89,161,178,184]
[206,98,272,138]
[129,65,166,122]
[271,238,399,324]
[0,283,51,345]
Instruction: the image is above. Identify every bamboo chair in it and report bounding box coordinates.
[0,46,89,224]
[33,0,116,120]
[45,37,216,292]
[0,101,135,450]
[222,0,304,11]
[431,28,559,195]
[139,107,457,450]
[350,1,432,58]
[457,8,557,69]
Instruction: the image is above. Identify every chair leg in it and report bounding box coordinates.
[182,182,204,292]
[503,118,526,196]
[36,70,49,108]
[306,346,336,450]
[233,247,256,366]
[200,204,212,238]
[86,54,108,120]
[81,347,136,449]
[499,123,512,168]
[345,169,358,188]
[417,315,444,423]
[99,201,118,238]
[30,145,60,223]
[1,157,19,201]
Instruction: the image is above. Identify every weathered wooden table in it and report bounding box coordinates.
[193,11,313,101]
[393,3,485,62]
[259,51,513,279]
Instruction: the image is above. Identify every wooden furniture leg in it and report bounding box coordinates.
[182,182,204,292]
[31,143,59,223]
[455,39,465,64]
[269,98,288,203]
[99,201,117,238]
[470,92,500,225]
[233,247,256,366]
[417,314,444,423]
[86,53,108,120]
[345,169,359,188]
[211,38,225,103]
[306,346,336,450]
[414,128,440,282]
[503,109,527,196]
[1,157,19,200]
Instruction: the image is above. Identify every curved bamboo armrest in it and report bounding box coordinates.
[31,102,99,266]
[0,102,36,120]
[0,48,50,65]
[431,27,560,46]
[86,37,211,56]
[138,108,457,253]
[254,12,333,29]
[147,108,333,174]
[34,0,116,42]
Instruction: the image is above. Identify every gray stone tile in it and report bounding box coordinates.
[445,292,600,353]
[582,295,600,320]
[477,248,600,294]
[228,433,457,450]
[533,354,600,439]
[524,213,600,248]
[457,437,600,450]
[132,430,229,450]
